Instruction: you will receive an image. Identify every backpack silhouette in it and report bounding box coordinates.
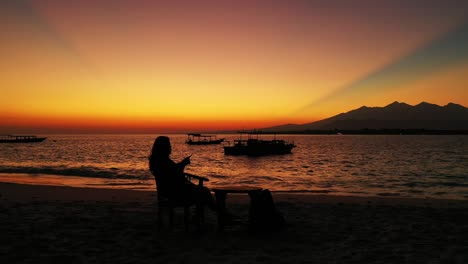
[249,189,285,232]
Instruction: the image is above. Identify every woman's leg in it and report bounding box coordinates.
[193,186,217,211]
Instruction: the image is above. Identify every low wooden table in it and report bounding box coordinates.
[212,186,263,231]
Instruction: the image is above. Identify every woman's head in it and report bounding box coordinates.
[151,136,172,157]
[149,136,171,173]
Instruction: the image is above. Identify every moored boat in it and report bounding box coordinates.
[186,133,225,145]
[0,135,47,143]
[223,139,248,155]
[223,132,295,156]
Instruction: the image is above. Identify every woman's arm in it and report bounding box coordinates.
[176,155,191,170]
[155,157,186,183]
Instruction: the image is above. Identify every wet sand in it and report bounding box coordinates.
[1,182,467,263]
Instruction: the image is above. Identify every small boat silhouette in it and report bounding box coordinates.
[185,133,225,145]
[0,135,47,143]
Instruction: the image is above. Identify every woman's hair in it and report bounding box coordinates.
[149,136,171,173]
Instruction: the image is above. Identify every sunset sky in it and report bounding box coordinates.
[1,0,468,133]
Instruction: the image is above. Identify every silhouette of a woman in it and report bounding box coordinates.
[149,136,215,208]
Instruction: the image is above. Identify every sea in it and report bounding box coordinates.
[0,134,467,200]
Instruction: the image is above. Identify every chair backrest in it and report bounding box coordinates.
[153,171,194,207]
[152,170,208,206]
[151,170,170,201]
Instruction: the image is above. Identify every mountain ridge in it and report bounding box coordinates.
[262,102,468,132]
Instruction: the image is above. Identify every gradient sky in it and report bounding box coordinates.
[1,0,467,133]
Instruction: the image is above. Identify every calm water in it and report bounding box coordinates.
[0,134,467,199]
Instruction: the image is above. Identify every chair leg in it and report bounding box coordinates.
[184,206,190,232]
[169,207,175,230]
[201,206,205,225]
[158,204,163,230]
[158,204,194,232]
[195,203,205,227]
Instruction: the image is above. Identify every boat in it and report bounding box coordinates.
[0,135,47,143]
[186,133,225,145]
[223,132,295,156]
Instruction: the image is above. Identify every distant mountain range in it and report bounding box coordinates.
[262,102,468,132]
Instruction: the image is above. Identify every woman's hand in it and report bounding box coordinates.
[182,155,191,166]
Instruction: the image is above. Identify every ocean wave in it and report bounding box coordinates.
[0,166,150,180]
[257,175,284,181]
[377,192,401,197]
[438,182,468,187]
[207,174,229,179]
[274,189,334,194]
[400,181,468,188]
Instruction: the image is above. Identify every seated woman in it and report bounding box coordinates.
[149,136,216,210]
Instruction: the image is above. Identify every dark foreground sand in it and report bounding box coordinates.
[1,182,467,264]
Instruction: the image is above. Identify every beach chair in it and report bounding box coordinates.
[156,173,208,232]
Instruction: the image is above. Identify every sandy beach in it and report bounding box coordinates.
[1,181,467,264]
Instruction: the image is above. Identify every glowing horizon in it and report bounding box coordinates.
[1,0,468,133]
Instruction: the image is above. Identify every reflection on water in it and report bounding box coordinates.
[0,134,467,199]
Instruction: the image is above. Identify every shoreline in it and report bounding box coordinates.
[1,181,467,208]
[1,172,467,201]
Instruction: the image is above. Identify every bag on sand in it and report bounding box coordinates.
[249,189,285,232]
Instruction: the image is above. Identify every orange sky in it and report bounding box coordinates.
[1,0,467,133]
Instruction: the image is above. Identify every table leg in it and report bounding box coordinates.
[248,190,262,224]
[215,191,227,231]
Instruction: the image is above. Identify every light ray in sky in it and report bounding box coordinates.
[0,0,93,74]
[296,22,468,116]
